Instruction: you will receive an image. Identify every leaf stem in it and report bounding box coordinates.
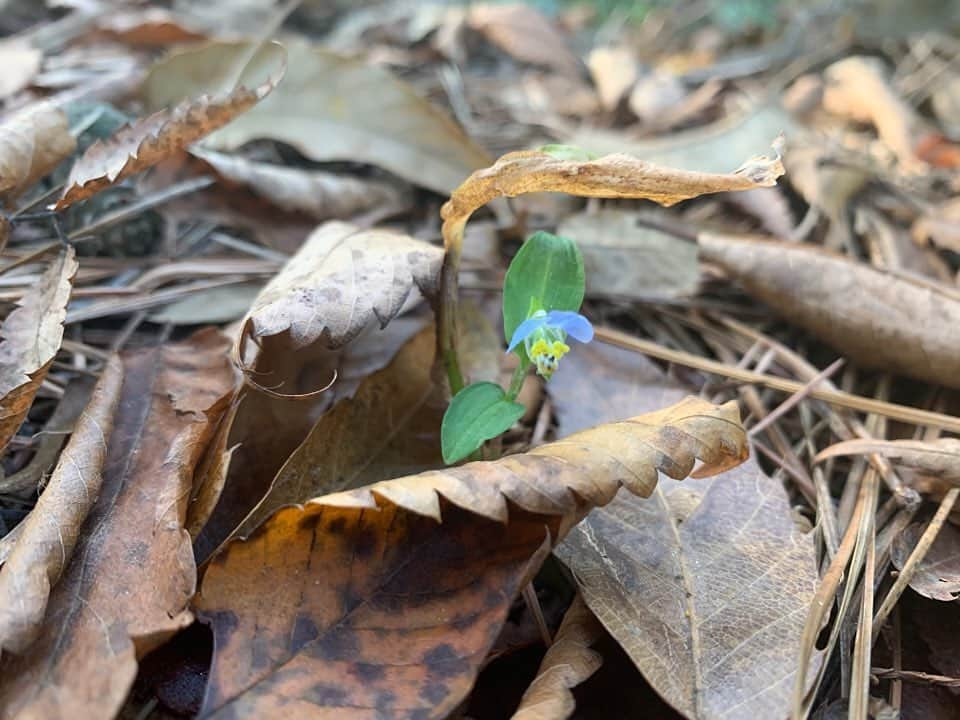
[505,360,528,402]
[438,218,466,395]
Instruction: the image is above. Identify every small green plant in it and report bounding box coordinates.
[440,231,593,464]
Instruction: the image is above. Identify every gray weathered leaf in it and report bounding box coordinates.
[891,522,960,602]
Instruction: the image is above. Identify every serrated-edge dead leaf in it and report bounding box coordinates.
[816,438,960,480]
[511,595,603,720]
[196,396,746,717]
[0,356,122,655]
[240,221,444,355]
[0,245,77,452]
[55,42,286,210]
[0,102,75,203]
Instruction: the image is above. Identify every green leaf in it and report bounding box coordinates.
[539,144,599,162]
[503,231,585,362]
[441,382,524,464]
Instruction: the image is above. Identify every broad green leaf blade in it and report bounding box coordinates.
[441,382,524,464]
[502,231,585,359]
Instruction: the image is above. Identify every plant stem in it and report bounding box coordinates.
[505,361,529,402]
[438,218,466,395]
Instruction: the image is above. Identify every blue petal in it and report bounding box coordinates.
[507,315,549,352]
[546,311,594,343]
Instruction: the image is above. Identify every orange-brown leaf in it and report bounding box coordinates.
[196,396,746,718]
[0,329,236,720]
[55,42,286,210]
[0,246,77,452]
[698,232,960,389]
[0,357,122,655]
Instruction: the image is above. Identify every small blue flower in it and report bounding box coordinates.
[507,310,594,378]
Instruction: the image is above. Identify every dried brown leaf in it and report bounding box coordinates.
[468,4,582,79]
[0,359,121,655]
[698,233,960,389]
[891,522,960,601]
[94,7,207,47]
[816,438,960,480]
[511,595,604,720]
[191,147,406,221]
[0,329,236,720]
[240,221,443,355]
[55,42,286,210]
[0,246,77,453]
[144,40,491,195]
[550,342,820,720]
[0,103,75,203]
[196,396,746,718]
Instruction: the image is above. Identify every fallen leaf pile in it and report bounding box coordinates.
[1,2,960,719]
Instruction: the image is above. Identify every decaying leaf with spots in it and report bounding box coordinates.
[55,42,286,210]
[239,221,443,360]
[0,246,77,453]
[0,330,236,720]
[196,396,747,718]
[0,102,76,203]
[0,357,122,655]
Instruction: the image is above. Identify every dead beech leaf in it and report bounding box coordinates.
[197,396,746,718]
[511,595,603,720]
[698,233,960,389]
[550,342,820,720]
[468,4,582,79]
[0,103,76,203]
[891,523,960,601]
[55,42,286,210]
[191,147,405,221]
[0,329,236,720]
[240,221,443,355]
[0,246,77,453]
[94,7,207,47]
[815,438,960,480]
[821,56,923,170]
[0,358,122,655]
[143,40,492,195]
[557,209,699,300]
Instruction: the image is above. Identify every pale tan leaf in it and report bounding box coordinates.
[587,46,637,111]
[0,329,236,720]
[468,4,582,79]
[512,595,604,720]
[240,221,443,354]
[0,357,122,655]
[891,522,960,602]
[0,246,77,453]
[143,40,492,195]
[0,39,42,100]
[697,232,960,389]
[557,209,699,300]
[191,147,406,220]
[55,42,286,210]
[196,395,747,718]
[0,103,75,203]
[815,438,960,480]
[550,342,820,720]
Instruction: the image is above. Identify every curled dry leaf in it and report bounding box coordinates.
[0,358,122,655]
[891,522,960,602]
[55,42,286,210]
[550,342,820,720]
[196,396,747,718]
[240,221,443,357]
[0,329,236,720]
[0,102,76,203]
[191,147,406,221]
[511,595,604,720]
[468,3,582,79]
[815,438,960,481]
[698,233,960,389]
[0,246,77,453]
[143,41,491,195]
